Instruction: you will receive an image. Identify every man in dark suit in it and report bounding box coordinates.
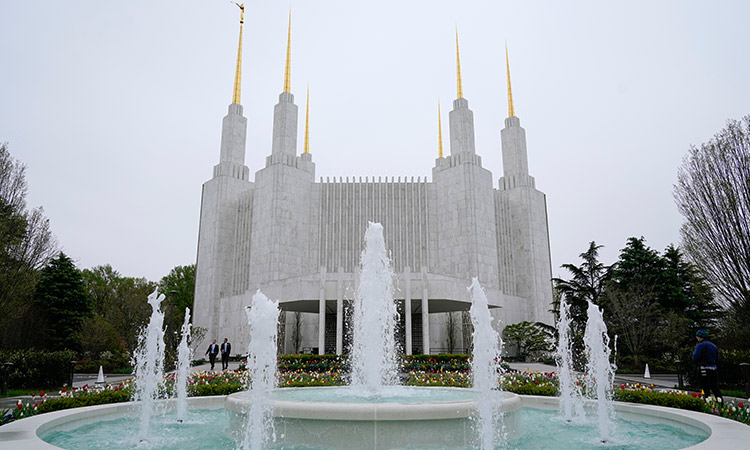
[221,338,232,370]
[205,339,219,371]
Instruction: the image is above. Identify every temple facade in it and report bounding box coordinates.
[193,12,554,355]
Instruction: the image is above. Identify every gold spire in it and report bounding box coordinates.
[304,85,310,154]
[283,10,292,93]
[505,41,515,117]
[438,100,444,158]
[232,3,245,104]
[455,27,463,99]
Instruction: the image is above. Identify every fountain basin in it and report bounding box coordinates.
[2,394,750,449]
[226,386,521,449]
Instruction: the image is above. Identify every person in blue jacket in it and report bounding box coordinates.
[692,329,722,402]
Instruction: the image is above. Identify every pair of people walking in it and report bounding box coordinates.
[205,338,232,371]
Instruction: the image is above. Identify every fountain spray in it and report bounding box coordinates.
[350,222,399,392]
[469,278,503,450]
[175,307,192,422]
[584,300,616,442]
[242,290,280,450]
[555,300,585,422]
[132,289,166,441]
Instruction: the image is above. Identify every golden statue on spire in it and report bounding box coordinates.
[232,3,245,105]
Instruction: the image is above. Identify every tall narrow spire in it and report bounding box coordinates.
[304,85,310,154]
[438,100,444,158]
[505,41,515,117]
[283,10,292,93]
[455,28,463,99]
[232,3,245,105]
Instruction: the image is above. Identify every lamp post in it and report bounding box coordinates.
[69,360,77,388]
[740,362,750,398]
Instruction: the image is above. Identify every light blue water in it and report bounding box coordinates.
[41,407,708,450]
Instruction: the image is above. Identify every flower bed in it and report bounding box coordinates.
[3,368,749,428]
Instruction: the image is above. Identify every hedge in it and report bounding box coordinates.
[276,354,486,374]
[36,390,132,414]
[0,350,76,389]
[188,383,244,397]
[504,384,558,396]
[277,355,348,373]
[402,355,472,372]
[613,390,705,412]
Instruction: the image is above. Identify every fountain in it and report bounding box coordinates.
[131,289,166,441]
[468,277,503,450]
[4,224,749,449]
[241,290,280,450]
[555,299,585,422]
[225,222,521,449]
[583,299,616,442]
[349,222,399,391]
[175,307,192,422]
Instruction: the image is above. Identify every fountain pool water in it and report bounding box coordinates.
[37,399,711,450]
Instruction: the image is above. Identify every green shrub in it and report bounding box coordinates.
[282,380,345,388]
[401,354,472,372]
[613,390,705,412]
[504,384,558,396]
[36,390,132,414]
[277,355,348,373]
[188,383,244,396]
[0,350,76,389]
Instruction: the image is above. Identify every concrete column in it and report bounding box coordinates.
[421,266,430,355]
[336,266,343,355]
[404,266,412,355]
[318,267,326,355]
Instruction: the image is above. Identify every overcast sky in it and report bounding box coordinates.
[2,1,749,282]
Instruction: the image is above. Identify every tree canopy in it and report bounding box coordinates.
[674,115,750,342]
[555,237,719,370]
[0,143,58,349]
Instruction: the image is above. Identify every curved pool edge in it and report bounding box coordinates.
[226,386,521,420]
[520,395,749,450]
[0,396,226,450]
[0,394,748,449]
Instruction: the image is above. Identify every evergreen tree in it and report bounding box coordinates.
[34,252,91,351]
[604,238,719,368]
[552,241,610,369]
